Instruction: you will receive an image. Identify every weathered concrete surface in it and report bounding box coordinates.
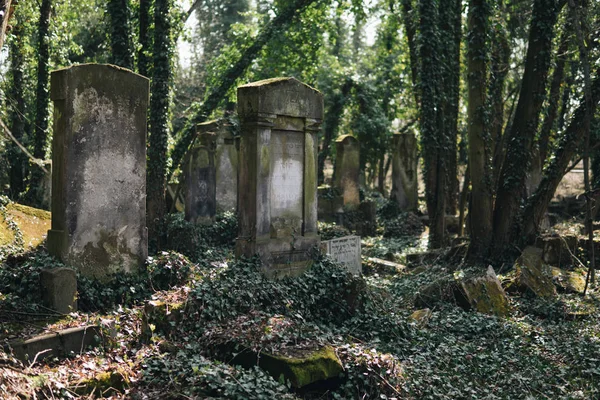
[7,325,102,363]
[333,135,360,209]
[40,267,77,313]
[236,77,323,277]
[188,119,239,213]
[47,64,149,281]
[185,131,217,225]
[391,133,418,211]
[213,120,239,212]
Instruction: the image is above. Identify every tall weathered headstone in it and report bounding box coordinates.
[391,132,418,211]
[213,120,239,212]
[185,130,217,225]
[333,135,360,209]
[47,64,149,280]
[236,77,323,277]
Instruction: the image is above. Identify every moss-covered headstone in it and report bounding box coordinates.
[333,135,360,209]
[236,77,323,277]
[47,64,149,280]
[391,132,418,211]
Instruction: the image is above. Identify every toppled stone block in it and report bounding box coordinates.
[7,325,101,363]
[141,300,185,339]
[535,235,578,267]
[515,246,557,298]
[459,266,510,317]
[415,267,510,317]
[233,345,343,389]
[549,267,586,294]
[40,267,77,314]
[366,257,406,275]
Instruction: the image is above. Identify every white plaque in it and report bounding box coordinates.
[270,131,304,221]
[321,235,362,275]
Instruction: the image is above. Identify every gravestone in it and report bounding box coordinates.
[185,130,217,225]
[320,235,361,275]
[40,267,77,313]
[212,120,239,212]
[333,135,360,209]
[236,77,323,277]
[47,64,149,281]
[391,132,418,211]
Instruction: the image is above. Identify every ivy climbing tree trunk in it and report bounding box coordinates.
[466,0,492,261]
[401,0,419,107]
[419,0,446,248]
[6,5,27,199]
[318,78,352,185]
[491,0,563,257]
[538,28,569,166]
[521,68,600,243]
[169,0,323,178]
[138,0,152,77]
[108,0,134,69]
[147,0,173,245]
[439,0,461,214]
[489,19,510,190]
[0,0,12,50]
[28,0,52,207]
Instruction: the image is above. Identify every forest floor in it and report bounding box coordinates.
[2,194,600,399]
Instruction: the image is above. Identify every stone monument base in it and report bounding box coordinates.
[236,234,320,278]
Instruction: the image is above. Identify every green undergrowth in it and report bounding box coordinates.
[163,211,237,263]
[3,202,600,398]
[0,247,195,313]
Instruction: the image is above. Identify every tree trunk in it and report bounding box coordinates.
[138,0,152,77]
[6,4,27,199]
[538,28,569,165]
[108,0,134,69]
[147,0,173,245]
[491,0,563,256]
[27,0,52,208]
[466,0,492,261]
[439,0,461,215]
[489,22,510,190]
[169,0,321,178]
[401,0,420,107]
[521,69,600,242]
[419,0,446,248]
[318,78,353,185]
[0,0,12,51]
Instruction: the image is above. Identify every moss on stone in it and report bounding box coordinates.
[142,300,185,338]
[74,369,129,396]
[262,345,343,388]
[515,246,557,298]
[409,308,432,326]
[1,203,51,248]
[459,267,510,317]
[549,267,586,294]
